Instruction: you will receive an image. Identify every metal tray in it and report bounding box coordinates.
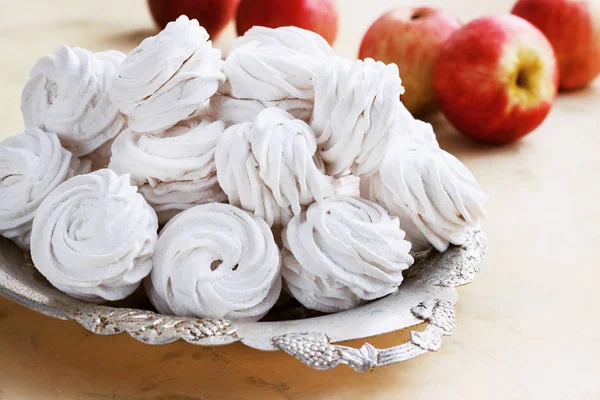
[0,229,486,372]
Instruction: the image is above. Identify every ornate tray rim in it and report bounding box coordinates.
[0,229,487,372]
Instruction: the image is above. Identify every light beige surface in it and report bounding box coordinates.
[0,0,599,399]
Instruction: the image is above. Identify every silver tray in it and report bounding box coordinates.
[0,230,487,372]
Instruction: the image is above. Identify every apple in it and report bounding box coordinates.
[236,0,338,45]
[512,0,600,90]
[434,15,559,144]
[359,7,462,116]
[147,0,240,38]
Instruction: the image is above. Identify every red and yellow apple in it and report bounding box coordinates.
[147,0,240,38]
[236,0,338,45]
[359,7,462,116]
[512,0,600,90]
[434,15,559,144]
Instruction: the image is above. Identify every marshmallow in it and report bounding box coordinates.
[311,57,405,177]
[147,203,281,322]
[231,26,334,59]
[31,169,158,302]
[110,16,224,133]
[0,128,90,249]
[109,116,227,224]
[138,177,227,225]
[21,45,126,156]
[211,26,333,124]
[282,196,414,313]
[209,93,313,126]
[360,133,488,252]
[215,108,333,226]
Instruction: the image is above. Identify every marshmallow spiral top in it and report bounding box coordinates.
[147,203,281,322]
[248,108,333,214]
[282,196,414,313]
[109,116,227,224]
[30,169,158,302]
[360,137,488,252]
[215,108,333,226]
[0,128,89,249]
[215,122,293,227]
[211,27,333,125]
[110,16,224,133]
[21,46,126,156]
[110,117,224,185]
[311,57,405,177]
[222,26,333,101]
[231,26,335,59]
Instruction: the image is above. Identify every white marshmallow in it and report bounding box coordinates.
[30,169,158,302]
[110,16,224,133]
[311,57,405,177]
[21,46,126,156]
[215,108,333,226]
[231,26,334,59]
[109,116,227,224]
[360,132,488,252]
[0,128,90,249]
[138,177,227,225]
[209,93,313,126]
[211,26,333,124]
[147,203,281,322]
[282,196,414,313]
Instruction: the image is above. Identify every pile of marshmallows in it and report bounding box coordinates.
[0,17,488,321]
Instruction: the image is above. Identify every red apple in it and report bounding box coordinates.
[359,7,462,116]
[512,0,600,90]
[236,0,338,45]
[148,0,240,38]
[434,15,559,144]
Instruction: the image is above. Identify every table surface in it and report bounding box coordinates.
[1,0,598,399]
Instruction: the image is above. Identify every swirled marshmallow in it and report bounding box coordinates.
[231,26,335,59]
[30,169,158,302]
[360,136,488,252]
[147,203,281,322]
[138,177,227,225]
[110,16,224,133]
[215,122,292,227]
[311,57,405,177]
[211,26,333,124]
[21,46,126,156]
[282,196,414,313]
[209,93,313,126]
[0,128,90,249]
[215,108,333,226]
[248,108,333,214]
[109,116,227,224]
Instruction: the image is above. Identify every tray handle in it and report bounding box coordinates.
[272,298,455,372]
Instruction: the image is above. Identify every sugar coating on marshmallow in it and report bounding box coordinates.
[147,203,281,322]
